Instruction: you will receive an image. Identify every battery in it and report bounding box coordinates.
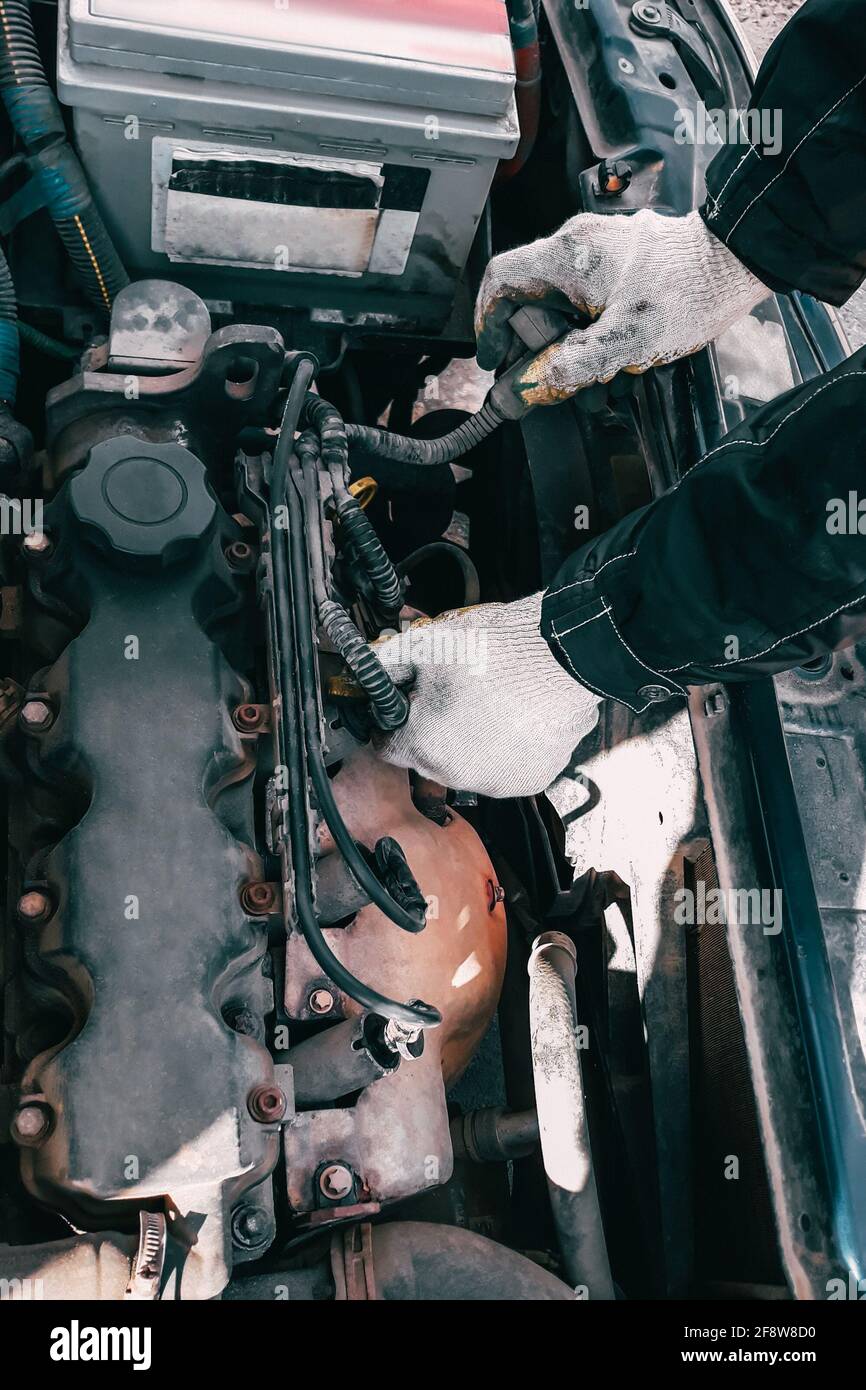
[58,1,518,331]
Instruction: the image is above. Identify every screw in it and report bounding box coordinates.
[17,889,54,924]
[231,1204,273,1250]
[21,531,52,558]
[319,1163,355,1202]
[247,1083,288,1124]
[232,703,267,734]
[19,699,54,732]
[225,540,255,572]
[486,879,506,912]
[11,1099,53,1146]
[240,880,279,916]
[637,2,662,20]
[704,691,727,717]
[309,987,335,1016]
[618,56,635,74]
[224,1005,261,1038]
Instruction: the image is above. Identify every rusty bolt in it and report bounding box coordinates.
[17,889,54,924]
[225,540,255,572]
[486,879,506,912]
[309,987,335,1016]
[19,699,54,732]
[21,531,52,558]
[240,880,279,916]
[232,703,267,734]
[248,1083,288,1124]
[11,1099,53,1147]
[319,1163,355,1202]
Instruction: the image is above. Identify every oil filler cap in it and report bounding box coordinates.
[69,437,217,569]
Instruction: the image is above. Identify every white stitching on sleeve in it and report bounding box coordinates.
[660,591,866,672]
[546,548,638,600]
[554,604,612,639]
[603,606,687,696]
[550,621,641,714]
[673,370,866,490]
[706,140,759,220]
[724,72,866,241]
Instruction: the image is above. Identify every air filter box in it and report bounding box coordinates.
[57,1,518,332]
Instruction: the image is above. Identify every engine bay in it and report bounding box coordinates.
[0,0,863,1308]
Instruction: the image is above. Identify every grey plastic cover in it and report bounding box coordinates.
[67,0,515,117]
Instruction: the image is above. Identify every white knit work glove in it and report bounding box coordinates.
[373,593,600,799]
[475,209,769,405]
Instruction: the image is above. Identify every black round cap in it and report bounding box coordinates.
[69,437,217,568]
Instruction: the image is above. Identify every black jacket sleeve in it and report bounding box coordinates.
[540,0,866,711]
[700,0,866,306]
[541,345,866,713]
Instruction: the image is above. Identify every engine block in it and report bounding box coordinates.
[13,434,281,1298]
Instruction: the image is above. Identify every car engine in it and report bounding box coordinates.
[0,0,864,1308]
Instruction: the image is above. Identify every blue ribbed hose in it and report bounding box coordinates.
[0,0,128,311]
[0,244,18,403]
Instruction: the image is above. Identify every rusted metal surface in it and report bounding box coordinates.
[239,880,280,916]
[15,890,54,924]
[283,745,506,1215]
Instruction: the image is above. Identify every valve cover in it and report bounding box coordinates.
[16,438,280,1299]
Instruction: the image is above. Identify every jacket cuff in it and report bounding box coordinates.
[540,560,685,716]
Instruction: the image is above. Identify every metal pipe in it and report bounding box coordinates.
[528,930,615,1298]
[286,1013,402,1106]
[450,1106,539,1163]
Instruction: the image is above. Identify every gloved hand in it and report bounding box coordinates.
[475,209,769,405]
[373,592,600,798]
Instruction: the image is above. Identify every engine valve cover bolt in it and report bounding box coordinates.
[240,880,279,915]
[225,540,255,572]
[309,987,336,1015]
[21,530,53,557]
[247,1083,288,1124]
[231,1203,273,1250]
[319,1163,355,1202]
[11,1099,53,1147]
[19,699,54,732]
[232,703,268,734]
[17,889,54,923]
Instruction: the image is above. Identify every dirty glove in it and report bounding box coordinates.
[373,593,600,799]
[475,209,769,405]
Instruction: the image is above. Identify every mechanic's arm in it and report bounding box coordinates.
[476,0,866,403]
[376,347,866,795]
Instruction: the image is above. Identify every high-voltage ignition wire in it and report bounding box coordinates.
[296,429,408,733]
[271,367,435,1011]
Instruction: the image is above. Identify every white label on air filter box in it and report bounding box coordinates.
[151,139,422,277]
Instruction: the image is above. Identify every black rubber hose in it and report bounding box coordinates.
[302,391,404,619]
[397,541,481,609]
[335,501,403,618]
[18,319,79,361]
[318,598,409,731]
[277,432,430,943]
[272,369,436,1003]
[345,400,502,466]
[296,433,408,732]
